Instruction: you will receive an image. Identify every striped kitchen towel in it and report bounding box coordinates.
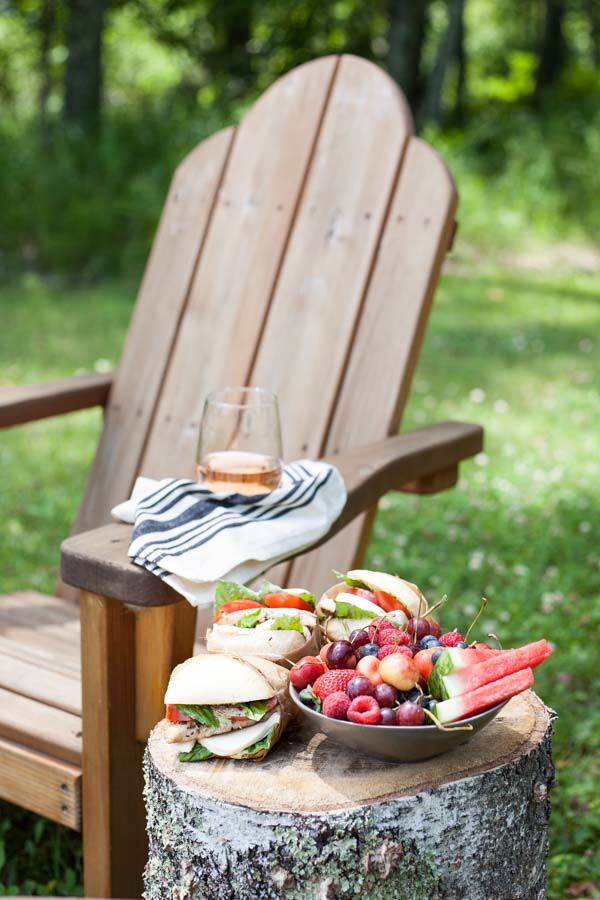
[111,460,346,607]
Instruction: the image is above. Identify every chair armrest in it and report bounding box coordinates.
[0,372,114,428]
[60,421,482,608]
[325,420,482,534]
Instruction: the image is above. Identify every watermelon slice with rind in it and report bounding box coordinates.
[441,639,552,700]
[428,645,498,699]
[433,668,534,724]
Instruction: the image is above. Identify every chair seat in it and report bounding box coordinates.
[0,591,82,828]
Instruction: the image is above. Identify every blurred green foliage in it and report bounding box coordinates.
[0,0,599,278]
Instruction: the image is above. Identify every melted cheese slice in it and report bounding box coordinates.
[200,711,280,757]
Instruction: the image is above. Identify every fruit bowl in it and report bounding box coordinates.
[289,686,508,762]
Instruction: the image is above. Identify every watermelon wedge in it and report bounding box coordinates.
[440,639,552,700]
[433,667,534,724]
[428,645,498,699]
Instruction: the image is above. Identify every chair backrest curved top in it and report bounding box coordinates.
[75,54,457,593]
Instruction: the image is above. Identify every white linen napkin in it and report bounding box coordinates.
[111,460,346,607]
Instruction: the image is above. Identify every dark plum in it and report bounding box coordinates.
[407,618,430,641]
[428,620,442,638]
[373,683,398,708]
[379,707,397,726]
[396,701,425,726]
[326,640,357,670]
[347,676,375,700]
[348,629,371,651]
[407,643,420,657]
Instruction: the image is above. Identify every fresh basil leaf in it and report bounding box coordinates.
[242,725,277,757]
[178,742,214,762]
[334,599,377,619]
[239,701,269,721]
[299,684,322,713]
[214,580,261,613]
[270,615,304,635]
[258,580,315,607]
[332,570,370,590]
[176,704,220,728]
[237,609,262,629]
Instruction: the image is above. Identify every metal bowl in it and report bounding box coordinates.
[289,686,508,762]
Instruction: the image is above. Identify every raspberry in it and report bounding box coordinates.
[367,620,398,642]
[322,691,351,720]
[440,631,465,647]
[347,695,381,725]
[377,645,412,661]
[379,630,410,647]
[312,669,356,700]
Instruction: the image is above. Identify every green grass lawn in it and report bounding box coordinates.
[0,268,599,897]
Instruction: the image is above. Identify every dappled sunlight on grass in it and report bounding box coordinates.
[0,268,598,895]
[367,268,600,898]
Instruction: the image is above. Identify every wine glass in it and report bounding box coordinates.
[196,387,283,495]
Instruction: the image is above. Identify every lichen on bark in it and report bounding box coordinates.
[143,708,555,900]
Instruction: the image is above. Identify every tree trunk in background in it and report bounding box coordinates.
[535,0,567,94]
[588,0,600,68]
[453,0,467,122]
[421,0,465,125]
[39,0,56,148]
[63,0,107,130]
[387,0,428,115]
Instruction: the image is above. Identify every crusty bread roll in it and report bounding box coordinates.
[165,653,288,705]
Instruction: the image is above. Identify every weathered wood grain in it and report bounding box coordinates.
[80,591,146,899]
[0,737,81,829]
[144,692,554,899]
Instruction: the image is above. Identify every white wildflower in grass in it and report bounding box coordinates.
[469,387,486,403]
[475,453,489,467]
[513,563,529,577]
[541,592,564,614]
[498,610,511,622]
[544,566,559,579]
[468,550,485,571]
[493,399,509,413]
[379,497,392,511]
[578,338,594,353]
[578,521,592,534]
[94,358,113,373]
[462,604,477,617]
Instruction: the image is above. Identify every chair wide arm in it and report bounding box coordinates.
[0,372,114,428]
[323,420,483,539]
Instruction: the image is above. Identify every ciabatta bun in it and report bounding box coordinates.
[164,653,287,705]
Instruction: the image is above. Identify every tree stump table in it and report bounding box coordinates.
[144,691,554,900]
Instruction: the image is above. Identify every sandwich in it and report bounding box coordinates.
[317,569,428,641]
[163,652,294,762]
[206,579,320,664]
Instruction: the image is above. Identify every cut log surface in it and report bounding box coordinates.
[144,691,554,900]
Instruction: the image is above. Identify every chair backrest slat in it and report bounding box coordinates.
[249,55,412,458]
[73,54,457,597]
[74,128,233,532]
[140,56,338,478]
[286,137,457,592]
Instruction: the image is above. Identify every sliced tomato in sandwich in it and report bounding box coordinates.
[263,592,313,612]
[166,704,191,723]
[347,587,410,617]
[214,600,264,622]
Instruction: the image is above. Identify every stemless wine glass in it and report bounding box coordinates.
[196,387,283,495]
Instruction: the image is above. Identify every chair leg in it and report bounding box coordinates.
[80,591,197,897]
[80,591,146,899]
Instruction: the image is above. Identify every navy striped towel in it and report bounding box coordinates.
[111,460,346,607]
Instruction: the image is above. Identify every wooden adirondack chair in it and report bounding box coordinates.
[0,55,482,898]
